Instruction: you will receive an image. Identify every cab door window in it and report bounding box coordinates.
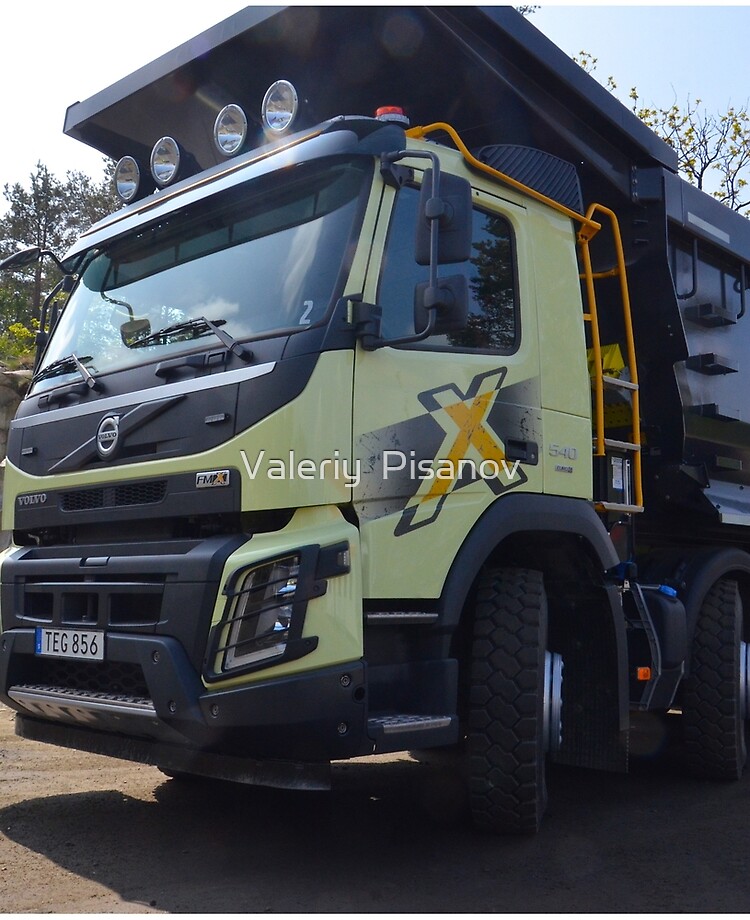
[377,185,518,352]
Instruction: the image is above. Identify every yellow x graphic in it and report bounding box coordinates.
[421,389,508,503]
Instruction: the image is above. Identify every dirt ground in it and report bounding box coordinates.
[1,703,750,913]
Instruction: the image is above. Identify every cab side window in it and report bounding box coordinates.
[378,185,518,352]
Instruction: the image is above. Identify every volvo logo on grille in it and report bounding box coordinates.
[17,492,47,507]
[96,415,120,459]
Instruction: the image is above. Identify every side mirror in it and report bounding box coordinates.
[0,245,42,271]
[0,245,70,275]
[414,274,469,335]
[415,171,472,266]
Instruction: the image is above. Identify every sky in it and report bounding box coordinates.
[531,4,750,111]
[1,2,750,199]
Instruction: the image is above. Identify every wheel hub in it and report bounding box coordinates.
[741,641,750,720]
[544,650,564,754]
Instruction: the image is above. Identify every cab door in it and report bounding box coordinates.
[351,171,544,600]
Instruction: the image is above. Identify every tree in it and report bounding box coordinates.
[63,160,119,236]
[574,51,750,216]
[0,159,118,366]
[449,219,516,350]
[630,92,750,214]
[0,160,118,315]
[0,163,69,320]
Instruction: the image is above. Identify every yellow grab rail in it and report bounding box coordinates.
[579,203,643,510]
[406,122,602,241]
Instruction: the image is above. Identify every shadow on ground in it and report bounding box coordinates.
[3,715,750,912]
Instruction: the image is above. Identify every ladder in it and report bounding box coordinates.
[578,203,643,514]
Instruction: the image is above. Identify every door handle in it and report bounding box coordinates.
[505,439,538,465]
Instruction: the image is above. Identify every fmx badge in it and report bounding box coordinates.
[196,470,231,489]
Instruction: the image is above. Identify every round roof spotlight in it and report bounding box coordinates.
[262,80,299,134]
[114,156,141,203]
[150,136,181,187]
[214,104,248,157]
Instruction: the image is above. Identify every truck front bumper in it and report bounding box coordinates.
[0,628,370,768]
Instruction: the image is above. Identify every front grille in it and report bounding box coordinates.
[61,480,167,513]
[22,578,164,628]
[22,657,149,698]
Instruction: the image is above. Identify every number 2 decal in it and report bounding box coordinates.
[300,301,314,325]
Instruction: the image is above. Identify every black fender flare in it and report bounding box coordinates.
[680,547,750,651]
[437,492,629,739]
[438,492,620,629]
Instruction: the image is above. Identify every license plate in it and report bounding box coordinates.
[35,627,105,661]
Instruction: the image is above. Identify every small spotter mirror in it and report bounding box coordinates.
[121,318,152,347]
[414,274,469,335]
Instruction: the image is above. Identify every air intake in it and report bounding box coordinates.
[61,480,167,512]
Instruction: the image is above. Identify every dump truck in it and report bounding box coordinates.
[1,5,750,834]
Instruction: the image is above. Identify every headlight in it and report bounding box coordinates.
[261,80,299,134]
[114,156,141,202]
[222,555,300,670]
[214,103,248,156]
[150,136,181,187]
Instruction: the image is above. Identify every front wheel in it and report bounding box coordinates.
[467,566,562,834]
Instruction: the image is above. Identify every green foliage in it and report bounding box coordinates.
[574,53,750,216]
[0,319,38,368]
[573,51,617,92]
[630,91,750,214]
[0,159,118,367]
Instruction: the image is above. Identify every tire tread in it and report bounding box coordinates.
[683,577,746,780]
[468,567,547,834]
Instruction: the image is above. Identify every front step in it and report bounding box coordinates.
[367,713,459,752]
[9,683,156,720]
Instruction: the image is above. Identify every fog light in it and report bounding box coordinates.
[214,104,248,156]
[223,555,300,670]
[262,80,298,134]
[114,156,141,202]
[150,136,181,187]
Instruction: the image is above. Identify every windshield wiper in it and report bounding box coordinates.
[33,353,98,389]
[128,317,252,361]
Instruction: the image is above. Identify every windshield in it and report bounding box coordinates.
[33,157,371,393]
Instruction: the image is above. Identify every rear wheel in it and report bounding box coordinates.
[467,567,562,834]
[683,577,748,780]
